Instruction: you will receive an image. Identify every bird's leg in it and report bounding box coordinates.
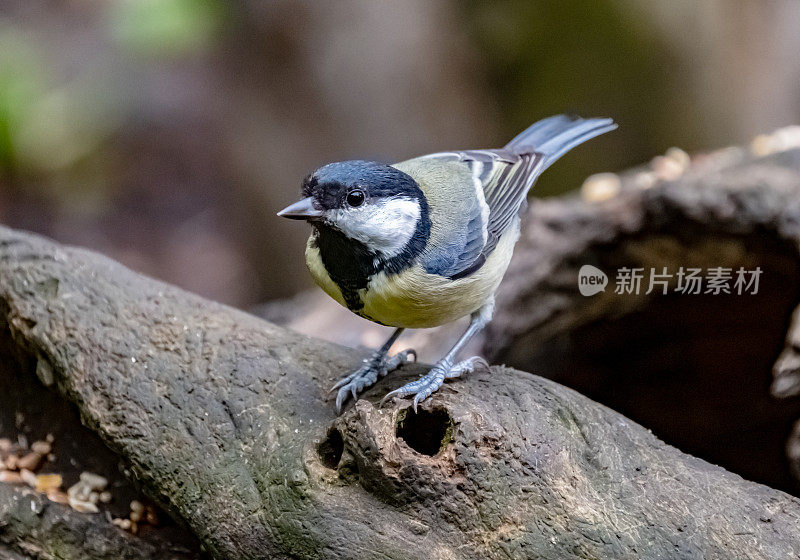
[381,299,494,412]
[332,327,416,413]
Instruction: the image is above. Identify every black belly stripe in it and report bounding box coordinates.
[312,226,373,311]
[312,210,430,315]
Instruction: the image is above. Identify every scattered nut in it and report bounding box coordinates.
[581,172,621,203]
[67,481,92,502]
[751,126,800,156]
[665,146,690,169]
[79,472,108,491]
[652,154,684,181]
[0,471,22,483]
[0,437,148,521]
[47,490,69,504]
[773,126,800,151]
[20,468,37,488]
[17,452,44,472]
[31,441,51,455]
[130,500,145,514]
[751,134,772,157]
[145,507,159,526]
[35,473,63,493]
[69,497,99,514]
[634,170,658,190]
[65,473,115,514]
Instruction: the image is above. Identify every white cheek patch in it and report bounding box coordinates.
[330,197,421,258]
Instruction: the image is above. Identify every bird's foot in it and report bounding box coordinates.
[380,356,488,412]
[332,348,416,413]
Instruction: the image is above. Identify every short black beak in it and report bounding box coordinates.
[277,197,324,220]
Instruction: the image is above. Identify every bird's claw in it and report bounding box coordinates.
[380,356,487,412]
[333,348,416,413]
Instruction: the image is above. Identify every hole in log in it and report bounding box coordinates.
[501,236,800,495]
[396,408,452,456]
[317,428,344,469]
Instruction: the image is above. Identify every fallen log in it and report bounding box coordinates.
[1,208,800,558]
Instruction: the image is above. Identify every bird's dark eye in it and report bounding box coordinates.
[346,189,365,207]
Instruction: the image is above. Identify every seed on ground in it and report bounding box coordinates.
[79,471,108,491]
[31,441,51,455]
[145,507,160,526]
[130,500,145,514]
[47,490,69,504]
[17,452,44,471]
[0,471,22,483]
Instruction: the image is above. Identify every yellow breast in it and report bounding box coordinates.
[304,221,519,329]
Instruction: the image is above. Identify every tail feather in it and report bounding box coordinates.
[505,114,617,172]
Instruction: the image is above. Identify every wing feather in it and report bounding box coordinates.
[415,115,617,279]
[418,149,544,279]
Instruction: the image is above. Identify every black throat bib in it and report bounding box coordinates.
[311,213,430,314]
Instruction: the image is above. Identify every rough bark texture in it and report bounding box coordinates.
[0,228,799,559]
[3,139,800,558]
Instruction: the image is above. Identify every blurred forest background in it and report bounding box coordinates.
[1,0,799,309]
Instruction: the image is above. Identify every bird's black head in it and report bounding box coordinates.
[302,160,422,212]
[281,160,430,260]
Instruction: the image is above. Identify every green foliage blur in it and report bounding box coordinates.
[108,0,225,57]
[0,0,224,209]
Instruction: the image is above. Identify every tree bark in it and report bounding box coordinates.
[2,218,800,558]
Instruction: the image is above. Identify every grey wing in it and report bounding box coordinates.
[420,115,617,279]
[419,149,544,279]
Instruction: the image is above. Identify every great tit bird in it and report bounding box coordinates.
[278,114,616,412]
